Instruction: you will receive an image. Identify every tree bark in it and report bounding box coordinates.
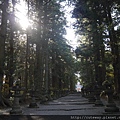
[106,1,120,93]
[0,0,8,106]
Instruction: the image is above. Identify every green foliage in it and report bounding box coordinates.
[73,0,120,91]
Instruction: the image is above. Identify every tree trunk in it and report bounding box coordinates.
[34,0,44,97]
[0,0,8,106]
[51,53,59,90]
[106,2,120,93]
[9,12,15,97]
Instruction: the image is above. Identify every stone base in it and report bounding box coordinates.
[53,96,57,100]
[82,94,86,97]
[88,97,96,103]
[85,95,89,98]
[40,95,48,103]
[29,102,39,108]
[105,103,119,112]
[95,100,104,106]
[48,96,53,101]
[10,107,23,115]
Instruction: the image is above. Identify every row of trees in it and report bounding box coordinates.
[0,0,77,106]
[73,0,120,95]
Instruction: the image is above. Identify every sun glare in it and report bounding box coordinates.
[61,2,78,49]
[19,18,29,30]
[15,0,30,30]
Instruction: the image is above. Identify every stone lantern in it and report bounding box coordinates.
[81,86,85,97]
[10,80,24,114]
[87,83,96,103]
[48,89,53,101]
[94,81,104,106]
[102,80,119,112]
[28,84,39,108]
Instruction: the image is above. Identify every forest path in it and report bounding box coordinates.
[1,92,120,120]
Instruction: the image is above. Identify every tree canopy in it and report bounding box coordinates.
[73,0,120,93]
[0,0,77,106]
